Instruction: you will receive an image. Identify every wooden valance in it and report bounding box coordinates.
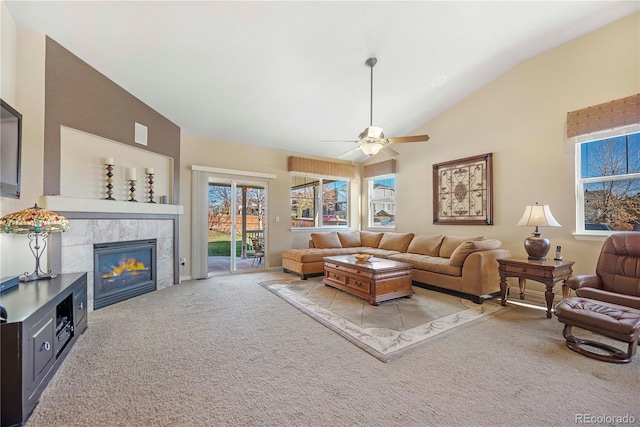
[567,93,640,138]
[363,159,396,178]
[287,156,355,179]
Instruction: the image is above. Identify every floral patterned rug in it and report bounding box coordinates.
[260,279,508,362]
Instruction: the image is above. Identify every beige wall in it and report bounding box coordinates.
[179,135,361,275]
[0,3,47,278]
[3,4,638,286]
[387,13,639,286]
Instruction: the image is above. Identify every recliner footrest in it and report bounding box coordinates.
[555,297,640,363]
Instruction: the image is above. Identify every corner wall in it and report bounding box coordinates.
[390,13,639,282]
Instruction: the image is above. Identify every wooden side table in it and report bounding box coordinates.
[498,257,575,318]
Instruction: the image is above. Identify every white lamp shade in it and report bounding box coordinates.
[359,142,383,156]
[517,204,561,227]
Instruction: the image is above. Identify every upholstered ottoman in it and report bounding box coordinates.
[555,297,640,363]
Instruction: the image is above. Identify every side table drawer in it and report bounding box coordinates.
[503,263,547,277]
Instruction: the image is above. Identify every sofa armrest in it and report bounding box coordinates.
[461,248,512,294]
[565,274,602,291]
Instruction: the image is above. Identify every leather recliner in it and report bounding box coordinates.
[566,232,640,310]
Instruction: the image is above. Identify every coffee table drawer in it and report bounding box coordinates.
[324,261,374,279]
[345,275,371,294]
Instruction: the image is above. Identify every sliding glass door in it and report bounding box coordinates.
[207,178,266,274]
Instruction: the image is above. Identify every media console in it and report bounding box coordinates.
[0,273,87,427]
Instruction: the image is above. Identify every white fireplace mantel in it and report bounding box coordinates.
[39,196,184,215]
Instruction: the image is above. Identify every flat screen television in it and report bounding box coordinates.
[0,99,22,198]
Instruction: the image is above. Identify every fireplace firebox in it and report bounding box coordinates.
[93,239,157,309]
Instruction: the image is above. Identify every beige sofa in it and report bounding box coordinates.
[282,231,511,303]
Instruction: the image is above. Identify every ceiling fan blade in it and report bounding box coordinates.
[387,134,430,144]
[338,147,362,158]
[319,139,359,143]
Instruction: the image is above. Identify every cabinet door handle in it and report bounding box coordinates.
[334,274,341,280]
[41,341,51,352]
[78,302,84,310]
[355,281,363,287]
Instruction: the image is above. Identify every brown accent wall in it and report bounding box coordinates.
[44,37,181,202]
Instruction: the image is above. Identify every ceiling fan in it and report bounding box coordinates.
[322,57,430,160]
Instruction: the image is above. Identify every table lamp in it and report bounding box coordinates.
[516,202,561,260]
[0,203,69,282]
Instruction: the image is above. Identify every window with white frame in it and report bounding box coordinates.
[576,129,640,233]
[368,175,395,227]
[290,174,349,228]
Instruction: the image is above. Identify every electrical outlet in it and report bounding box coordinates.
[180,257,186,266]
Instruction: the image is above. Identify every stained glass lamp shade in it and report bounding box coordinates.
[0,204,69,282]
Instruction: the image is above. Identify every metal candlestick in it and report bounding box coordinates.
[128,180,138,202]
[147,173,156,203]
[105,163,115,200]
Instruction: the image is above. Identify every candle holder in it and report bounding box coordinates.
[147,173,156,203]
[128,180,138,202]
[104,162,115,200]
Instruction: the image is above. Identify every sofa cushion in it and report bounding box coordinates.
[360,231,384,248]
[311,232,342,249]
[359,248,402,258]
[407,234,445,256]
[378,232,415,252]
[282,247,357,263]
[449,239,502,267]
[338,231,362,248]
[389,253,462,276]
[439,236,485,258]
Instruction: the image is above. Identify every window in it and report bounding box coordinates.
[576,130,640,233]
[368,175,395,227]
[291,175,349,228]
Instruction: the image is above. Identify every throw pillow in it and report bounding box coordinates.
[407,235,445,256]
[359,231,384,248]
[338,231,362,248]
[378,232,415,252]
[439,236,485,258]
[449,239,502,267]
[311,232,342,249]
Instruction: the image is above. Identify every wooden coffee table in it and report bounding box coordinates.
[323,255,413,306]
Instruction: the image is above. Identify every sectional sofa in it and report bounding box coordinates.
[281,230,511,303]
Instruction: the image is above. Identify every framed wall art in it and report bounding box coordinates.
[433,153,493,225]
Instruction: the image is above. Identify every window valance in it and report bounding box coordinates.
[287,156,355,179]
[567,93,640,138]
[363,159,396,178]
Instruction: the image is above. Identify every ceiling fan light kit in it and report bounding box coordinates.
[326,57,430,160]
[359,142,384,156]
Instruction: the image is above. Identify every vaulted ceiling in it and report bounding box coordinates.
[5,1,639,160]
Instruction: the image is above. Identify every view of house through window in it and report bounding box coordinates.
[368,176,395,227]
[577,131,640,232]
[291,175,349,227]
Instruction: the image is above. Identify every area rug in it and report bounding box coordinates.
[260,279,509,362]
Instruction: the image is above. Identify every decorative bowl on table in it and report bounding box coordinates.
[354,253,372,262]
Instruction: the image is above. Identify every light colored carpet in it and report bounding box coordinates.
[25,271,640,427]
[260,279,507,361]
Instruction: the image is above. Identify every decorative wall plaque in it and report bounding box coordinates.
[433,153,493,225]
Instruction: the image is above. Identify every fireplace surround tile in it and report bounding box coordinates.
[60,218,175,311]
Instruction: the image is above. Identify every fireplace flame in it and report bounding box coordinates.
[105,257,148,277]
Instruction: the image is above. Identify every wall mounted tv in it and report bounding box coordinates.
[0,99,22,198]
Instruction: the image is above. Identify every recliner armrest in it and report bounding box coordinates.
[565,274,602,290]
